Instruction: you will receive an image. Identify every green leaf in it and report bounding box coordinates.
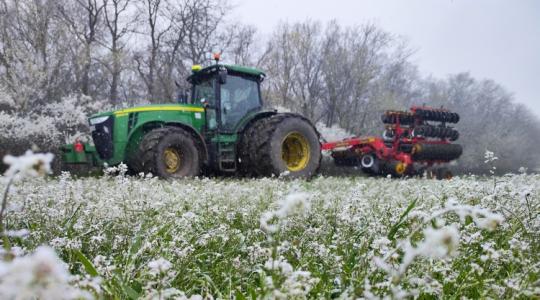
[73,249,99,277]
[2,235,11,252]
[123,284,140,300]
[387,198,417,241]
[129,234,143,257]
[235,290,247,300]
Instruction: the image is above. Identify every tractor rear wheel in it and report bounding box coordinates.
[137,127,200,178]
[240,114,321,178]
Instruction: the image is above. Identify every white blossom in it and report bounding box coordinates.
[148,258,172,276]
[416,225,460,258]
[0,246,88,299]
[3,150,54,179]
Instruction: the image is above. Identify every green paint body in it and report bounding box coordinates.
[62,64,276,173]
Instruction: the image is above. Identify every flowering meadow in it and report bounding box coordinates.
[0,154,539,299]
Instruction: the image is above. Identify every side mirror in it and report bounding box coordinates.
[200,98,209,108]
[218,69,227,84]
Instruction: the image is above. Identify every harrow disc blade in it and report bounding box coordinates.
[414,109,460,124]
[412,143,463,161]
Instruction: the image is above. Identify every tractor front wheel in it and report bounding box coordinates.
[137,127,200,178]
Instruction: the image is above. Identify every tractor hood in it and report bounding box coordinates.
[89,104,205,122]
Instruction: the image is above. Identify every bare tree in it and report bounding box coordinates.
[0,0,72,109]
[228,24,257,66]
[134,0,172,102]
[102,0,135,104]
[0,1,15,94]
[320,21,356,127]
[288,22,324,121]
[176,0,229,64]
[262,22,298,109]
[262,20,413,134]
[152,0,231,101]
[57,0,105,96]
[416,73,540,174]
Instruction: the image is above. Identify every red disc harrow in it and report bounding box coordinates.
[322,106,462,178]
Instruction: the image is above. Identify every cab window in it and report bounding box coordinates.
[220,75,261,130]
[192,77,216,107]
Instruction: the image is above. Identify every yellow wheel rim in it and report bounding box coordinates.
[281,132,310,172]
[395,162,406,175]
[412,144,422,154]
[163,147,181,173]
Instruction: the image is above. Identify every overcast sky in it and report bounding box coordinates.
[233,0,540,117]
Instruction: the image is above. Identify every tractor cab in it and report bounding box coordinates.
[185,62,268,172]
[187,63,266,134]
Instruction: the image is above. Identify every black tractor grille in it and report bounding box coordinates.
[91,117,114,159]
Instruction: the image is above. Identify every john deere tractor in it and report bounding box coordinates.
[62,62,321,178]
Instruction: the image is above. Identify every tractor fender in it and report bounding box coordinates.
[238,110,320,140]
[236,110,278,134]
[126,121,208,164]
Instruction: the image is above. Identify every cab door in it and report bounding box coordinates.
[218,74,262,133]
[191,75,220,168]
[213,73,262,171]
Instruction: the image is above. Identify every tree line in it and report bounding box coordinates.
[0,0,251,108]
[1,0,539,174]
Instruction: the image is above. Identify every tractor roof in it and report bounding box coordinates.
[187,64,265,82]
[224,64,265,77]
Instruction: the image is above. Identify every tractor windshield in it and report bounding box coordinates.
[220,75,261,131]
[192,77,216,107]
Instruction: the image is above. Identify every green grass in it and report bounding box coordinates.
[2,173,539,299]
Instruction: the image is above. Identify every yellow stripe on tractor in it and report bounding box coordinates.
[113,106,204,116]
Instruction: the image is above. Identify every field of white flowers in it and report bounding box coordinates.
[0,153,539,299]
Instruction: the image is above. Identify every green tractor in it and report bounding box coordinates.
[62,62,321,178]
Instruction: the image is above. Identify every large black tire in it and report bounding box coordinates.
[331,149,361,167]
[333,156,360,167]
[381,160,407,177]
[435,167,453,180]
[134,127,200,178]
[239,114,321,178]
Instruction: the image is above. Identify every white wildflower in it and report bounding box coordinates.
[281,270,319,297]
[474,212,505,231]
[264,257,293,275]
[417,225,460,258]
[484,150,498,163]
[260,211,279,233]
[0,246,87,299]
[6,229,30,238]
[260,192,310,233]
[148,258,172,276]
[3,150,54,179]
[276,192,310,217]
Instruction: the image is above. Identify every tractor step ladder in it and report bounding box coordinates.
[218,142,237,172]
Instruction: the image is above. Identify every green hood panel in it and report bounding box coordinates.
[90,104,204,119]
[112,104,204,116]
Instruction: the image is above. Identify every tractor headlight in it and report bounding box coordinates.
[89,116,110,125]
